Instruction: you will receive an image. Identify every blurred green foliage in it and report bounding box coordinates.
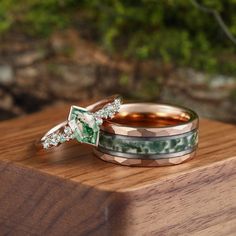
[1,0,236,74]
[0,0,76,36]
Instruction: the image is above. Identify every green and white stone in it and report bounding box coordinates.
[98,130,198,157]
[68,106,99,145]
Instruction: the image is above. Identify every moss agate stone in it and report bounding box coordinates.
[98,130,198,159]
[69,106,99,146]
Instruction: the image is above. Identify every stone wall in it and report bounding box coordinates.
[161,69,236,123]
[0,30,235,123]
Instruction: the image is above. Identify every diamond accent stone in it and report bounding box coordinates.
[43,139,51,149]
[60,135,66,143]
[59,126,73,142]
[42,125,74,149]
[94,116,103,125]
[50,133,61,146]
[64,126,73,137]
[94,98,121,119]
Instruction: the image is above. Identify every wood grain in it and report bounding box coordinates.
[0,103,236,235]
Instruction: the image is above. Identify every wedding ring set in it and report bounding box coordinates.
[38,95,199,166]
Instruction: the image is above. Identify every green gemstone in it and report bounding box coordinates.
[68,106,99,145]
[98,130,198,155]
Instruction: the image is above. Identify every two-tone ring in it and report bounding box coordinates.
[94,103,199,166]
[37,95,122,150]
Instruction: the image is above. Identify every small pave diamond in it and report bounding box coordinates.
[42,126,74,149]
[43,139,51,149]
[50,133,61,146]
[94,116,103,125]
[60,135,66,143]
[60,126,73,143]
[94,98,121,119]
[64,126,72,136]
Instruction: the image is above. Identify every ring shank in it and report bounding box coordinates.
[86,95,121,113]
[101,103,198,137]
[94,149,196,167]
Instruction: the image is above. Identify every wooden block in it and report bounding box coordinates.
[0,103,236,236]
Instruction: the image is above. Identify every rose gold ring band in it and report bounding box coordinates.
[94,103,199,167]
[94,149,196,167]
[36,95,122,150]
[101,103,198,136]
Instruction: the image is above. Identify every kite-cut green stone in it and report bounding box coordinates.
[74,121,99,145]
[69,106,88,121]
[69,105,99,145]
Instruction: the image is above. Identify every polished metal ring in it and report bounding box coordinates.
[94,103,199,167]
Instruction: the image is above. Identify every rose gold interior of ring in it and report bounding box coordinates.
[104,103,194,128]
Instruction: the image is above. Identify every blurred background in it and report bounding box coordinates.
[0,0,235,123]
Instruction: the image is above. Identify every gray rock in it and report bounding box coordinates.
[17,67,38,78]
[0,65,14,84]
[14,50,47,67]
[53,64,96,87]
[177,68,207,86]
[209,75,236,89]
[0,91,13,110]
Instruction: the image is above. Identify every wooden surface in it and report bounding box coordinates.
[0,102,236,235]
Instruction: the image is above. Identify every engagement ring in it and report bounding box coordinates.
[37,95,122,150]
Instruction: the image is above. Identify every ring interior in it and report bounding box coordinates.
[105,103,196,128]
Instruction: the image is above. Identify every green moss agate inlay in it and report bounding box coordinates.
[69,106,99,145]
[98,130,198,158]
